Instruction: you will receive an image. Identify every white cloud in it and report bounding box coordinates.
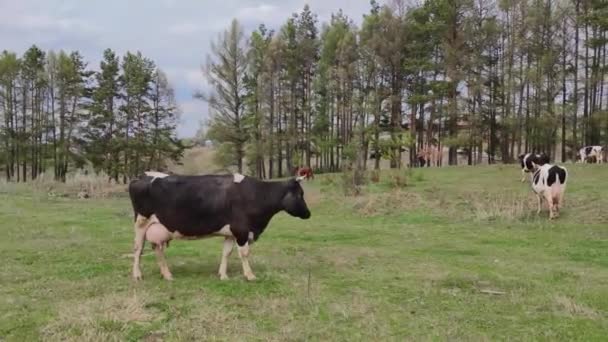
[164,67,207,92]
[168,22,203,35]
[236,4,280,20]
[177,99,208,137]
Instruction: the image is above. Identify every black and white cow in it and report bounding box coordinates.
[128,172,311,281]
[518,153,550,182]
[530,163,568,219]
[578,146,604,164]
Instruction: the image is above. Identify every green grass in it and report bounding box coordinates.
[1,164,607,341]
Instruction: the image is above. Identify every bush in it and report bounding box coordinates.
[389,172,407,188]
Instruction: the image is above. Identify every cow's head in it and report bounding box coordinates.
[282,177,311,219]
[537,153,550,165]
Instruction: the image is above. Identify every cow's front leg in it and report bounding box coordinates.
[235,235,256,281]
[521,169,527,183]
[132,215,149,280]
[218,238,234,280]
[237,241,256,281]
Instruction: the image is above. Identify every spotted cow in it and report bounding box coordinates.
[530,163,568,219]
[578,146,604,164]
[128,172,311,281]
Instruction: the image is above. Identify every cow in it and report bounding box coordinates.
[294,166,314,180]
[128,172,311,281]
[530,162,568,219]
[517,153,550,182]
[578,146,604,164]
[417,145,439,167]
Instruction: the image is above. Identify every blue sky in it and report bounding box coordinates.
[0,0,377,137]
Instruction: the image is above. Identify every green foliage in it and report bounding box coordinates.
[0,45,182,182]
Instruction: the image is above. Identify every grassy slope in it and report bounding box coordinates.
[0,165,606,341]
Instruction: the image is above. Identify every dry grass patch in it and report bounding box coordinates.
[554,295,600,319]
[465,191,531,221]
[350,189,430,217]
[42,292,161,341]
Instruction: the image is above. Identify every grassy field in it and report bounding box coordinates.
[0,164,607,341]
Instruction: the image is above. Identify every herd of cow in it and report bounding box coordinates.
[127,145,603,281]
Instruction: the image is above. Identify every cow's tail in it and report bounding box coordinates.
[128,174,154,222]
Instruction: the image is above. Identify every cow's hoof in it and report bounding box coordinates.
[245,273,257,281]
[162,274,174,281]
[133,274,143,281]
[219,273,229,281]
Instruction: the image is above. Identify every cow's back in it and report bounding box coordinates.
[147,175,238,236]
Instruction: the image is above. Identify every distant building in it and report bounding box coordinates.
[204,140,213,148]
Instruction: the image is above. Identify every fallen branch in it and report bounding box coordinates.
[479,289,506,295]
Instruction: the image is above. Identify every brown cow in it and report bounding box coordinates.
[294,166,314,180]
[417,145,439,167]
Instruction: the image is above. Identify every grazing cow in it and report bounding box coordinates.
[530,163,568,219]
[517,153,550,182]
[578,146,604,164]
[129,172,311,281]
[294,166,314,180]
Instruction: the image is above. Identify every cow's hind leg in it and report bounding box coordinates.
[536,194,543,215]
[521,169,526,183]
[153,243,173,281]
[218,238,234,280]
[545,193,556,219]
[132,215,149,280]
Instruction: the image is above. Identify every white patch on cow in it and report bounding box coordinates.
[233,173,245,183]
[144,219,237,241]
[145,171,169,182]
[214,225,234,237]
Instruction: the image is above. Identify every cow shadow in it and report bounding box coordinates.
[169,259,270,279]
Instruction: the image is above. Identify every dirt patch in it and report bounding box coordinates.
[554,295,600,319]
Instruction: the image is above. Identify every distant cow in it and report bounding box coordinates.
[578,146,604,164]
[128,172,311,281]
[530,163,568,219]
[518,153,550,182]
[294,166,314,180]
[417,145,439,167]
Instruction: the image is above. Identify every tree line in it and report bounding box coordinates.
[0,46,183,182]
[203,0,608,178]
